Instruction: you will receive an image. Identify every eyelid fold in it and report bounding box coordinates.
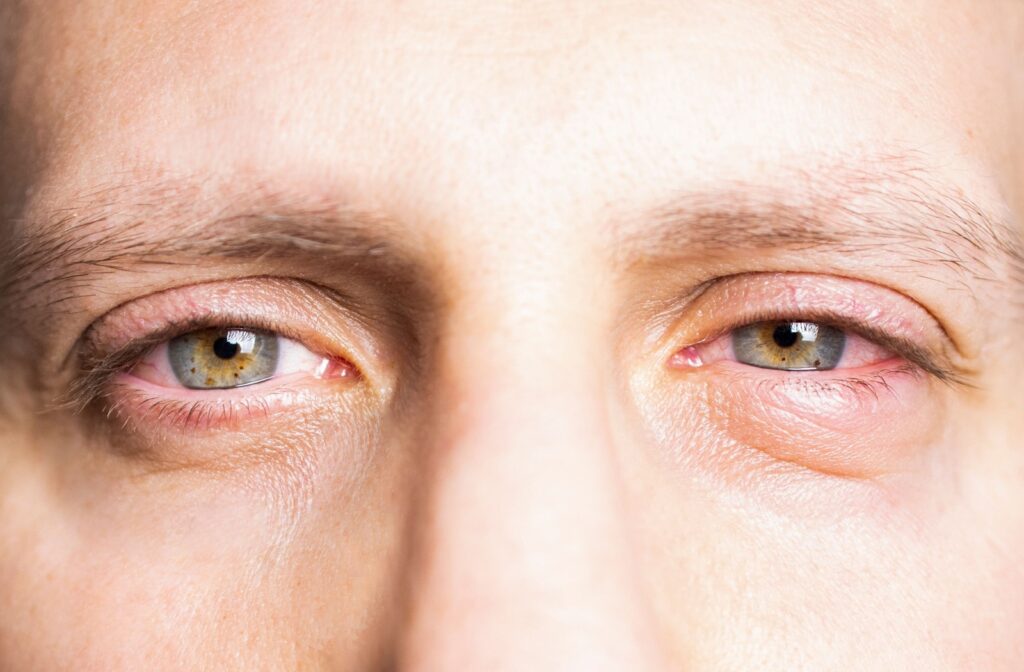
[659,272,969,385]
[64,277,390,412]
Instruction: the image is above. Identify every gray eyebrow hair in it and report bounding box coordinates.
[615,160,1024,307]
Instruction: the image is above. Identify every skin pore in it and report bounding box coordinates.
[1,1,1023,670]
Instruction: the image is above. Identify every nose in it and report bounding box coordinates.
[396,320,670,671]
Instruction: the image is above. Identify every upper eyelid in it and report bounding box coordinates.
[78,273,385,345]
[65,315,285,412]
[710,311,967,384]
[657,273,974,386]
[654,271,966,352]
[65,295,373,413]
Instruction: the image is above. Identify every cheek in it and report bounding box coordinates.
[705,363,943,478]
[0,409,395,667]
[0,449,268,668]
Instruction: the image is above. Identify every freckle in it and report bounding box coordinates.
[814,359,821,366]
[191,368,196,373]
[205,378,214,386]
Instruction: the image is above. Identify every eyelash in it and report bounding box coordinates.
[100,380,318,431]
[66,313,349,415]
[65,280,967,434]
[672,308,965,385]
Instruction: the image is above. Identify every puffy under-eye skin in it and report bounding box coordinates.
[168,328,280,389]
[633,273,953,487]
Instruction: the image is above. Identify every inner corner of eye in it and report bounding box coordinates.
[669,345,705,369]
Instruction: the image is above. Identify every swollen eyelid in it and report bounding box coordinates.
[673,321,897,372]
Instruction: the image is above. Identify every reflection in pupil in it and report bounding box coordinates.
[772,324,800,349]
[213,336,240,360]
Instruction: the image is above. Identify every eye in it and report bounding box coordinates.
[650,273,965,482]
[732,321,845,371]
[672,318,897,372]
[131,326,352,390]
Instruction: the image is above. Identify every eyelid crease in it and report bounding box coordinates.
[52,275,395,417]
[650,270,974,363]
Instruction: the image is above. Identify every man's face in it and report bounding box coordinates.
[1,1,1022,669]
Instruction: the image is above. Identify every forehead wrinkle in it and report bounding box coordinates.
[616,155,1024,308]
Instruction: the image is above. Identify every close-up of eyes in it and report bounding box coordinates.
[4,3,1024,669]
[74,272,953,445]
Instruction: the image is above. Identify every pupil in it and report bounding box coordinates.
[772,324,800,349]
[212,336,240,360]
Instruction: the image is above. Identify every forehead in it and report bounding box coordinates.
[5,0,1022,223]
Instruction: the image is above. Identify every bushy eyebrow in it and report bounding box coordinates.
[0,182,427,313]
[616,159,1024,308]
[2,158,1022,320]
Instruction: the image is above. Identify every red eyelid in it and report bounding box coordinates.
[83,277,379,378]
[128,338,356,392]
[674,328,898,371]
[663,273,946,373]
[105,372,330,432]
[118,369,310,400]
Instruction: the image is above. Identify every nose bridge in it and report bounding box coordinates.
[397,314,668,670]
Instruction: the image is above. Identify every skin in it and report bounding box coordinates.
[1,1,1023,669]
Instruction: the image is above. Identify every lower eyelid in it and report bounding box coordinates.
[695,362,937,477]
[119,369,321,400]
[105,371,344,432]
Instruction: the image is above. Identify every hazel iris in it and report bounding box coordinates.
[732,321,845,371]
[168,328,280,389]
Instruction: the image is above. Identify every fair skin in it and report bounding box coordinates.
[0,0,1022,669]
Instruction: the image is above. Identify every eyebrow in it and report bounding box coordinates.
[0,182,428,313]
[3,160,1023,319]
[615,160,1024,305]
